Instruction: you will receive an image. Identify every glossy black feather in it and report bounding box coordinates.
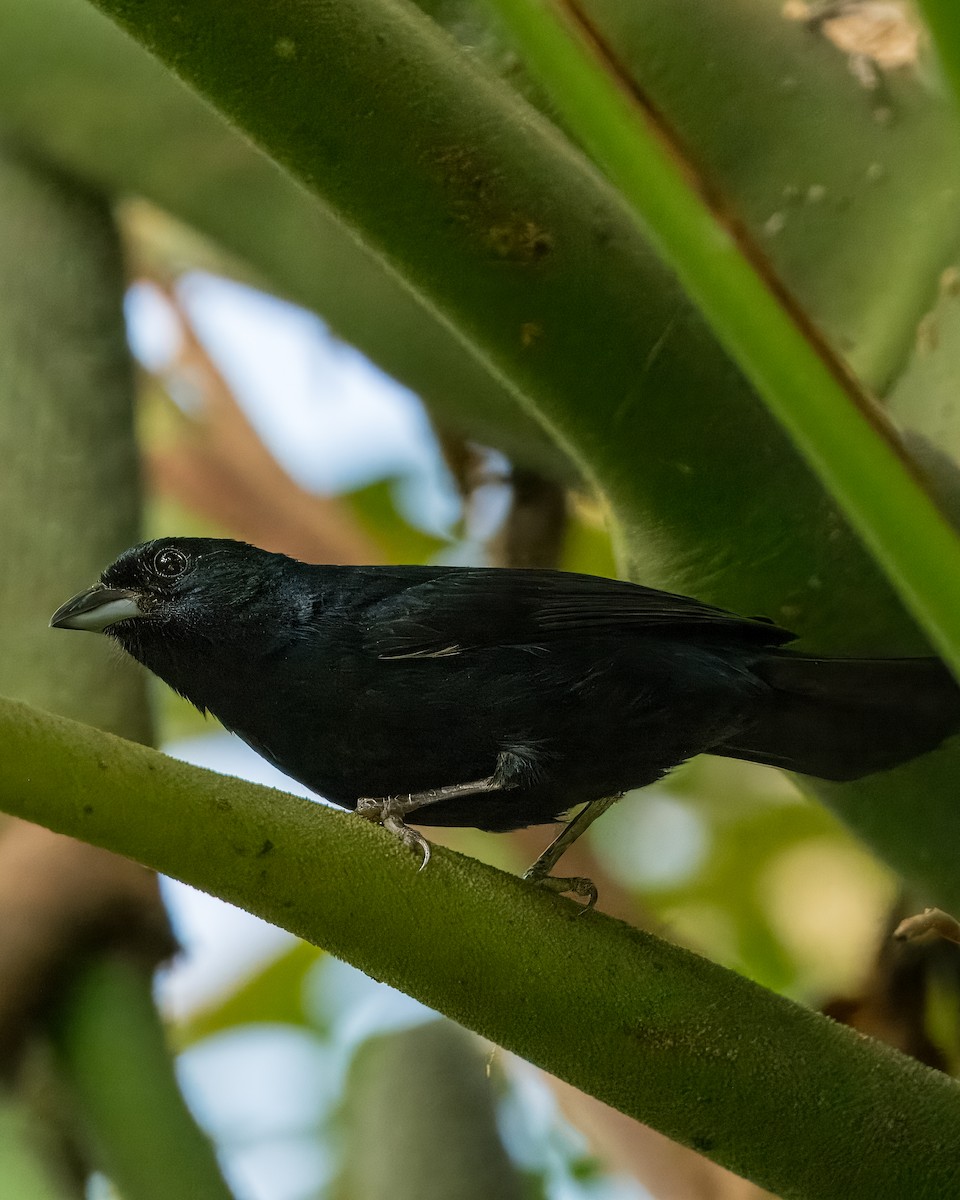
[69,537,960,833]
[362,568,794,660]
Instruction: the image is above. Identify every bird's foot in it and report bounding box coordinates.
[356,796,432,871]
[522,866,598,911]
[519,795,622,910]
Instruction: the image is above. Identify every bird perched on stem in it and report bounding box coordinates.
[51,537,960,902]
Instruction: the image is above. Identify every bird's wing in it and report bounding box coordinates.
[360,568,794,660]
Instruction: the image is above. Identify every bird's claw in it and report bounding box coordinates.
[383,815,431,870]
[523,870,598,911]
[356,796,432,871]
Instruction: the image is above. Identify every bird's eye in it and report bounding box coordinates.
[152,547,189,578]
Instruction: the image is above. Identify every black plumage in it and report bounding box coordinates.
[51,537,960,843]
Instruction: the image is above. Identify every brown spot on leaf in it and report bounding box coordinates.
[487,218,553,262]
[940,266,960,298]
[520,321,543,348]
[916,311,939,356]
[784,2,921,78]
[430,146,552,263]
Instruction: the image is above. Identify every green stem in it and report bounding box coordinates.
[0,148,233,1200]
[486,0,960,676]
[1,697,960,1200]
[53,957,234,1200]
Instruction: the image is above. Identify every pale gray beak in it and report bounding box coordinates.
[50,585,144,633]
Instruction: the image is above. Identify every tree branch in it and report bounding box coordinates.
[1,696,959,1200]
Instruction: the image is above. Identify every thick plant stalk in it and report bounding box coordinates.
[0,148,232,1200]
[1,698,959,1200]
[0,153,149,735]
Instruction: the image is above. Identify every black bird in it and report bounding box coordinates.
[51,537,960,898]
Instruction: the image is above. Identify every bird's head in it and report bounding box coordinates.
[49,537,285,642]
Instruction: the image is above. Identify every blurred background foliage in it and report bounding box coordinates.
[3,0,960,1198]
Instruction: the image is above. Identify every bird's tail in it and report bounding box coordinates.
[714,655,960,781]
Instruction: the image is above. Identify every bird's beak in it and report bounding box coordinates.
[49,585,144,633]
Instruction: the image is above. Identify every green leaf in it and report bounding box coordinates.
[487,0,960,676]
[572,0,960,392]
[0,0,564,475]
[915,2,960,124]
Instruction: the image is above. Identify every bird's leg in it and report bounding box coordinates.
[356,752,521,870]
[523,793,623,908]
